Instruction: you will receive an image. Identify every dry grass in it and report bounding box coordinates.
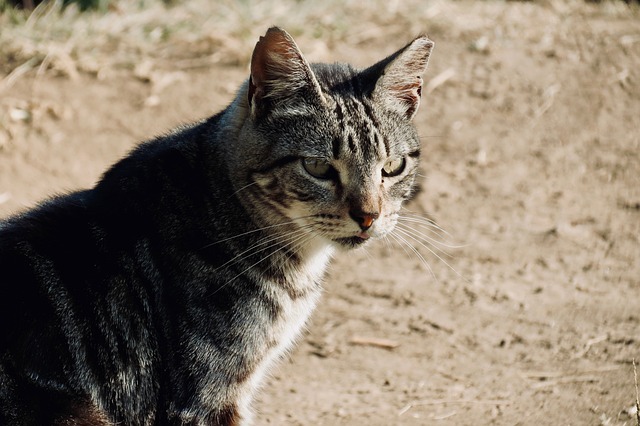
[634,359,640,426]
[1,0,636,87]
[0,0,436,81]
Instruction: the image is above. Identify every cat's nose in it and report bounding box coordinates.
[349,209,379,231]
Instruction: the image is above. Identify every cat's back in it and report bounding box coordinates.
[0,190,95,282]
[0,191,101,342]
[0,140,182,424]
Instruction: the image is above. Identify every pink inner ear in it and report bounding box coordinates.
[249,36,271,105]
[249,28,305,108]
[391,76,423,118]
[374,36,433,119]
[250,29,302,86]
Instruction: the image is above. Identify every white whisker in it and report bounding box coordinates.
[395,223,454,259]
[398,210,458,240]
[394,227,467,282]
[213,225,314,273]
[202,215,315,247]
[227,181,259,200]
[395,220,467,250]
[388,231,437,281]
[276,232,319,273]
[223,228,315,286]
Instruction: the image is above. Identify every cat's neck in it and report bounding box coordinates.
[257,227,335,288]
[296,237,335,280]
[218,82,251,145]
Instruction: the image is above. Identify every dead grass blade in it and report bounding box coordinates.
[634,358,640,426]
[0,57,38,92]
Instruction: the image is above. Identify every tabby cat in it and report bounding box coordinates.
[0,27,434,425]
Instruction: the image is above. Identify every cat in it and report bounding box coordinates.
[0,27,434,425]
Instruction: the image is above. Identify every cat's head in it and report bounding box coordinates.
[229,27,434,250]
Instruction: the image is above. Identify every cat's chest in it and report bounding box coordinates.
[246,245,334,386]
[263,291,318,369]
[264,245,334,351]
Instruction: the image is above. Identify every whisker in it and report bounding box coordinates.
[394,223,454,258]
[383,234,407,258]
[222,228,315,287]
[213,225,314,273]
[394,227,467,282]
[202,215,315,247]
[399,216,449,236]
[397,217,452,243]
[382,235,393,251]
[388,231,437,281]
[227,181,259,200]
[398,207,441,224]
[209,227,316,298]
[276,232,319,273]
[398,210,458,240]
[396,220,468,249]
[361,245,374,262]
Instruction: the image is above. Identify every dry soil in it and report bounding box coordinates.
[1,1,639,425]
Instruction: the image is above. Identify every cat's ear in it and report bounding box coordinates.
[248,27,324,118]
[367,36,434,120]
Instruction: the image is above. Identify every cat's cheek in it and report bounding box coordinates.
[284,202,310,222]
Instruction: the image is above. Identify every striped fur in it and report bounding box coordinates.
[0,28,434,425]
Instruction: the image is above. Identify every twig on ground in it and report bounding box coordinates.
[349,336,399,350]
[520,365,621,380]
[530,376,599,389]
[436,368,464,382]
[522,366,623,390]
[398,398,511,416]
[573,334,609,359]
[531,83,561,121]
[424,319,454,334]
[433,410,457,420]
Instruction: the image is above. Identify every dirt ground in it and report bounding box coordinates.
[1,1,639,425]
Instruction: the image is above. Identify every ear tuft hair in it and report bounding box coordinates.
[371,36,435,120]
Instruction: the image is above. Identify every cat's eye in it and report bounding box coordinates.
[382,157,406,177]
[302,158,336,180]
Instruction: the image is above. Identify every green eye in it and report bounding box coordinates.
[382,157,406,177]
[302,158,336,180]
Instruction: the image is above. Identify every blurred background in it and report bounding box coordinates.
[1,1,639,424]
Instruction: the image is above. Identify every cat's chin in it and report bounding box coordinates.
[333,236,371,249]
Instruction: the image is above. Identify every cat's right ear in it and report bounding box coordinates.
[248,27,325,119]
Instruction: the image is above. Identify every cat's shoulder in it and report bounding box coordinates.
[0,190,94,244]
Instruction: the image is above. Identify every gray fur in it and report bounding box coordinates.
[0,27,434,425]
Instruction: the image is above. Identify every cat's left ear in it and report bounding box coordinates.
[367,36,435,120]
[248,27,325,119]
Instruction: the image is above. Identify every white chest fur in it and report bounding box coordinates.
[239,243,334,417]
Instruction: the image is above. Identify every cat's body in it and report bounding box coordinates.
[0,28,434,425]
